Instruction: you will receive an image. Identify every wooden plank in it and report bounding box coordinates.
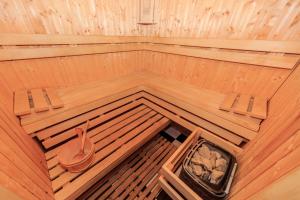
[140,99,242,155]
[87,138,165,200]
[43,104,146,149]
[127,145,176,200]
[141,76,260,133]
[22,87,143,133]
[250,97,268,119]
[142,92,244,145]
[1,34,300,54]
[51,113,163,190]
[109,142,172,199]
[144,37,300,54]
[47,109,156,175]
[30,89,49,112]
[249,166,300,200]
[14,90,30,116]
[54,117,170,200]
[44,105,147,161]
[158,177,184,200]
[45,88,64,109]
[37,95,142,140]
[143,44,299,69]
[0,44,140,61]
[233,94,251,115]
[219,93,238,111]
[1,43,298,68]
[0,34,138,45]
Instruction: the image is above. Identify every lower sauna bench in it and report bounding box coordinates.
[42,104,176,200]
[78,133,177,200]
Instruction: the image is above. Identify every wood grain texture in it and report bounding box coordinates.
[0,0,298,40]
[45,88,64,109]
[219,93,238,111]
[233,94,251,115]
[141,51,291,100]
[31,89,49,112]
[14,90,30,115]
[231,64,300,199]
[0,97,54,199]
[250,97,268,119]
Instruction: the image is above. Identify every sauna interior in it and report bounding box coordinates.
[0,0,300,200]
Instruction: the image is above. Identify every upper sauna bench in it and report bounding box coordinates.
[18,72,262,145]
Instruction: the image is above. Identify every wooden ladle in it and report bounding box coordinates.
[74,120,90,159]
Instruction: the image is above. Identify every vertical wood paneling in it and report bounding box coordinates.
[0,0,299,40]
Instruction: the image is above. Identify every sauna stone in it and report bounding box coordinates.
[189,144,228,184]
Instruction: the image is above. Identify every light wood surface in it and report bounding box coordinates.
[230,65,300,199]
[44,105,170,200]
[0,97,54,199]
[0,0,298,41]
[233,94,251,115]
[45,88,64,109]
[20,72,260,143]
[13,90,30,116]
[219,93,238,111]
[250,97,268,119]
[30,89,49,112]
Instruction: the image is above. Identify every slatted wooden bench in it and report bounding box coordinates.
[17,72,257,199]
[78,134,177,200]
[39,101,170,199]
[20,72,265,149]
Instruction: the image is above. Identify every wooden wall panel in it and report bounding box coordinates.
[231,64,300,199]
[0,51,143,111]
[141,51,291,99]
[0,0,299,40]
[0,99,54,199]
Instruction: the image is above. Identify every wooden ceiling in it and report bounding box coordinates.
[0,0,299,40]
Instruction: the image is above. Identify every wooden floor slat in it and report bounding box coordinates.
[78,134,177,200]
[84,136,163,200]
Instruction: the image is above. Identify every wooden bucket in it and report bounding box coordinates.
[57,121,95,173]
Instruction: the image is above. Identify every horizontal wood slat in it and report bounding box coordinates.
[1,44,298,69]
[1,34,300,54]
[0,34,299,69]
[219,93,238,111]
[0,44,140,61]
[143,44,298,69]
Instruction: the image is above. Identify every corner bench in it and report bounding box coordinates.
[17,72,263,199]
